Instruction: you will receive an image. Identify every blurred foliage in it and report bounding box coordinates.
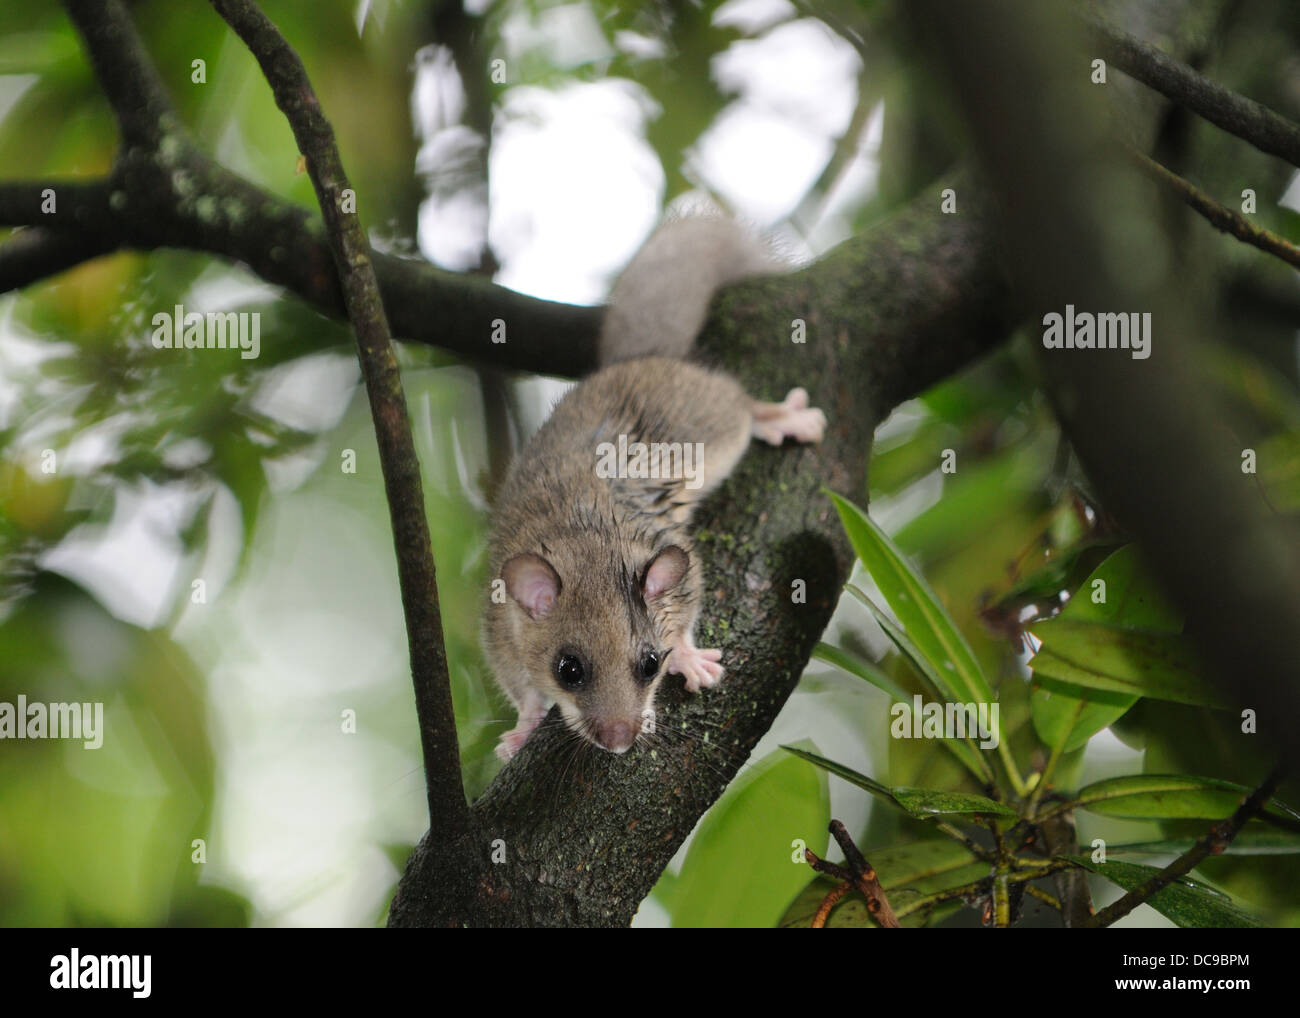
[0,572,249,926]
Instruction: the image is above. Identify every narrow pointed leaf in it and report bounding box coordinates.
[845,585,993,784]
[829,491,993,705]
[811,641,909,701]
[779,746,894,802]
[1107,831,1300,857]
[1069,774,1300,825]
[1069,857,1263,928]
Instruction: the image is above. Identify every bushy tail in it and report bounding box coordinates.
[598,216,780,365]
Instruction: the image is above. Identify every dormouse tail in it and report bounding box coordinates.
[598,216,781,365]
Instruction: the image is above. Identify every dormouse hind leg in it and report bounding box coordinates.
[750,387,827,445]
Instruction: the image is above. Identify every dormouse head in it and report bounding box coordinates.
[500,543,689,753]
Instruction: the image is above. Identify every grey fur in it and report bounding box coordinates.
[598,216,780,363]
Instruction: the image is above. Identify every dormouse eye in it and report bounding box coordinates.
[638,650,661,682]
[555,654,587,690]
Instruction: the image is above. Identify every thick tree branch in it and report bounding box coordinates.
[207,0,470,838]
[0,180,116,230]
[1087,15,1300,170]
[0,228,119,291]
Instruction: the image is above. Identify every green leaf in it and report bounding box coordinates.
[1028,619,1225,708]
[846,585,957,701]
[890,787,1017,819]
[1070,857,1263,928]
[1107,830,1300,857]
[1030,545,1182,750]
[779,745,893,801]
[829,491,993,706]
[779,747,1015,820]
[669,746,829,928]
[1069,774,1300,825]
[844,586,993,784]
[893,438,1052,559]
[811,641,910,701]
[1031,672,1137,753]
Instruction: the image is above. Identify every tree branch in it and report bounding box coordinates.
[1039,811,1093,928]
[1127,148,1300,271]
[62,0,179,147]
[207,0,469,837]
[1085,764,1287,927]
[1087,15,1300,170]
[0,180,116,231]
[0,228,119,291]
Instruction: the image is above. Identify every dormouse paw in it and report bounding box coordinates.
[751,387,828,446]
[669,643,725,693]
[495,710,546,761]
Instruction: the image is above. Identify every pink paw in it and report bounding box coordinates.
[669,643,725,693]
[496,711,546,761]
[752,387,827,446]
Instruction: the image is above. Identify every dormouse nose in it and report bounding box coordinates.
[595,720,635,753]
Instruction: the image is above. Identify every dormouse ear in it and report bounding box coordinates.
[502,553,561,620]
[643,545,688,600]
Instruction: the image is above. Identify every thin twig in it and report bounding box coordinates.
[1128,148,1300,270]
[1085,763,1287,928]
[893,859,1075,920]
[805,820,901,928]
[1087,16,1300,170]
[810,881,853,928]
[936,821,995,862]
[62,0,178,146]
[208,0,470,836]
[789,62,875,238]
